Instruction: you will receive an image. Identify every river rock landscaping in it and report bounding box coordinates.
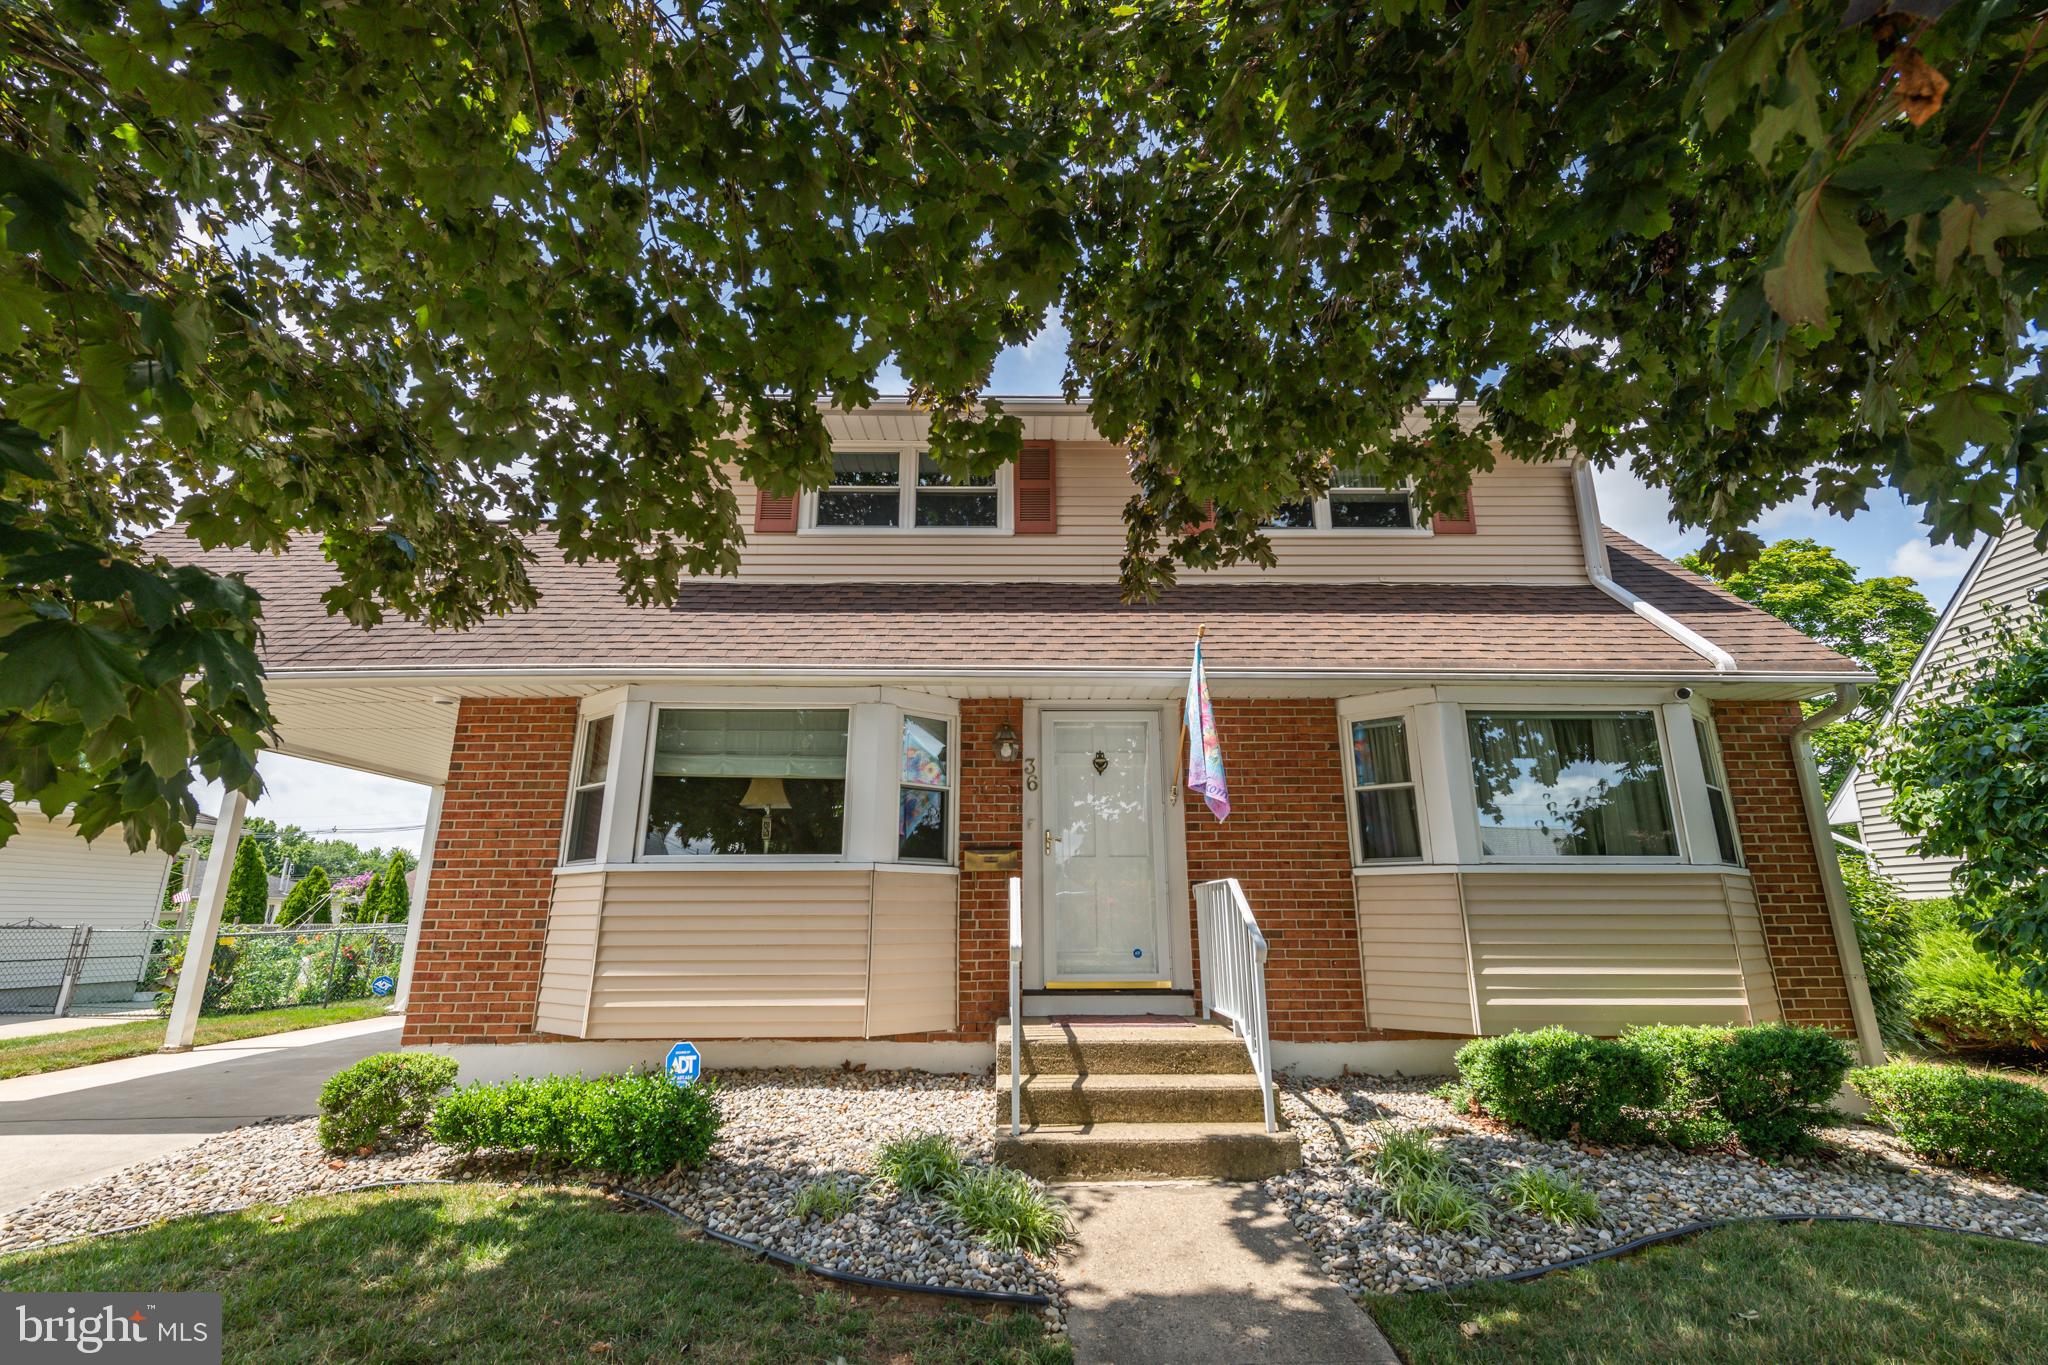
[0,1068,1065,1327]
[1270,1074,2048,1297]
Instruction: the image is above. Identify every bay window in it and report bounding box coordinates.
[1694,718,1742,865]
[641,709,848,857]
[563,715,612,863]
[1349,717,1423,861]
[1466,710,1678,858]
[898,715,953,861]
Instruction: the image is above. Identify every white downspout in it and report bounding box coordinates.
[1792,684,1887,1065]
[1570,462,1738,673]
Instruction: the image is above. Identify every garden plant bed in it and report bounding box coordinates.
[1269,1075,2048,1296]
[0,1068,1065,1327]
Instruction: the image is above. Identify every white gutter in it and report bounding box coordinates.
[1571,461,1738,673]
[1791,683,1886,1065]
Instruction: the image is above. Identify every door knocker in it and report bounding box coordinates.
[1092,750,1109,775]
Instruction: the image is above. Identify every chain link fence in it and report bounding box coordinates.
[0,921,157,1015]
[143,925,408,1015]
[0,921,405,1017]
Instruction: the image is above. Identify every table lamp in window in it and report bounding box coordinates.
[739,776,793,853]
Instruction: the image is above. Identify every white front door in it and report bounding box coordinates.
[1040,711,1171,985]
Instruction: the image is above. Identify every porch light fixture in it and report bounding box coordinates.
[993,723,1021,762]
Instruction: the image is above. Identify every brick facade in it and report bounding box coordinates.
[1711,699,1859,1037]
[400,696,579,1045]
[943,698,1025,1043]
[1180,698,1377,1043]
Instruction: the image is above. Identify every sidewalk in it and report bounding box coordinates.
[1062,1181,1400,1365]
[0,1014,401,1215]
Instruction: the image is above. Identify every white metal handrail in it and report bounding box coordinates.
[1008,875,1023,1138]
[1194,876,1277,1132]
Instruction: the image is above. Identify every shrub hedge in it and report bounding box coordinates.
[318,1052,458,1154]
[1456,1022,1853,1155]
[1453,1027,1663,1144]
[1904,924,2048,1054]
[431,1071,720,1178]
[1626,1023,1853,1156]
[1850,1062,2048,1189]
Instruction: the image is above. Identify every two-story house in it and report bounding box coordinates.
[149,401,1882,1170]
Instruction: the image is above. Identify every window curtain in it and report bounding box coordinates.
[1466,711,1676,857]
[650,709,848,778]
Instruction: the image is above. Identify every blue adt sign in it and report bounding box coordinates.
[370,975,396,997]
[665,1041,702,1086]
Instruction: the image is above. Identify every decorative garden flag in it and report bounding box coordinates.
[1184,634,1230,821]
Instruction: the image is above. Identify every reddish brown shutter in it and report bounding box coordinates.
[753,488,799,534]
[1431,487,1477,535]
[1014,440,1058,534]
[1188,500,1216,533]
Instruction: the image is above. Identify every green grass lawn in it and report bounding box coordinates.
[1368,1219,2048,1364]
[0,1000,392,1079]
[0,1184,1068,1364]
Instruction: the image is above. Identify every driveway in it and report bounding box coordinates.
[0,1014,401,1214]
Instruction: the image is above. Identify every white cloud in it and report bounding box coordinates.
[1887,537,1980,604]
[1589,465,1690,556]
[195,754,431,857]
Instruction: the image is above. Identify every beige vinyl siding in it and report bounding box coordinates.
[1461,872,1770,1033]
[735,447,1590,585]
[1856,521,2046,898]
[1353,872,1477,1033]
[1723,873,1781,1022]
[865,870,958,1035]
[539,867,958,1039]
[536,869,604,1034]
[0,811,171,931]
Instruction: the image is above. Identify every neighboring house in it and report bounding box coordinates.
[1828,519,2048,898]
[0,806,209,1010]
[147,401,1883,1116]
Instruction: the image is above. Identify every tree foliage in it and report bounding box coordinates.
[222,834,269,924]
[362,851,411,923]
[4,1,2047,852]
[275,863,330,927]
[1681,538,1938,789]
[1872,606,2048,994]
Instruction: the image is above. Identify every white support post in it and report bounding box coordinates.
[162,788,247,1052]
[393,783,445,1012]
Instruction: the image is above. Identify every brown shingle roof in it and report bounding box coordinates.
[137,527,1861,678]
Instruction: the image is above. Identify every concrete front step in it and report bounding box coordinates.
[996,1021,1253,1076]
[994,1122,1302,1182]
[998,1071,1268,1125]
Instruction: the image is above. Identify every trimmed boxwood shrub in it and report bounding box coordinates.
[318,1052,459,1154]
[1627,1022,1853,1156]
[1851,1062,2048,1189]
[1454,1027,1663,1144]
[431,1071,721,1178]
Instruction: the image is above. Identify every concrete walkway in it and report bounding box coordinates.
[1062,1181,1400,1365]
[0,1015,401,1214]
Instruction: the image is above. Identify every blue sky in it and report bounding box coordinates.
[213,323,1984,853]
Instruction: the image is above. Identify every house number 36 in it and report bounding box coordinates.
[1023,757,1039,792]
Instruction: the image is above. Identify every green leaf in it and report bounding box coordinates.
[0,619,142,729]
[1934,187,2043,283]
[1764,188,1877,326]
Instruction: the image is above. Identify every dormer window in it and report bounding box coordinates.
[1260,464,1419,531]
[807,450,1007,531]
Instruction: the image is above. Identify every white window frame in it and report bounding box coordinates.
[1691,714,1744,867]
[802,447,1013,534]
[636,703,855,863]
[1340,710,1431,866]
[1458,703,1686,865]
[559,712,615,865]
[896,713,958,864]
[1261,476,1431,535]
